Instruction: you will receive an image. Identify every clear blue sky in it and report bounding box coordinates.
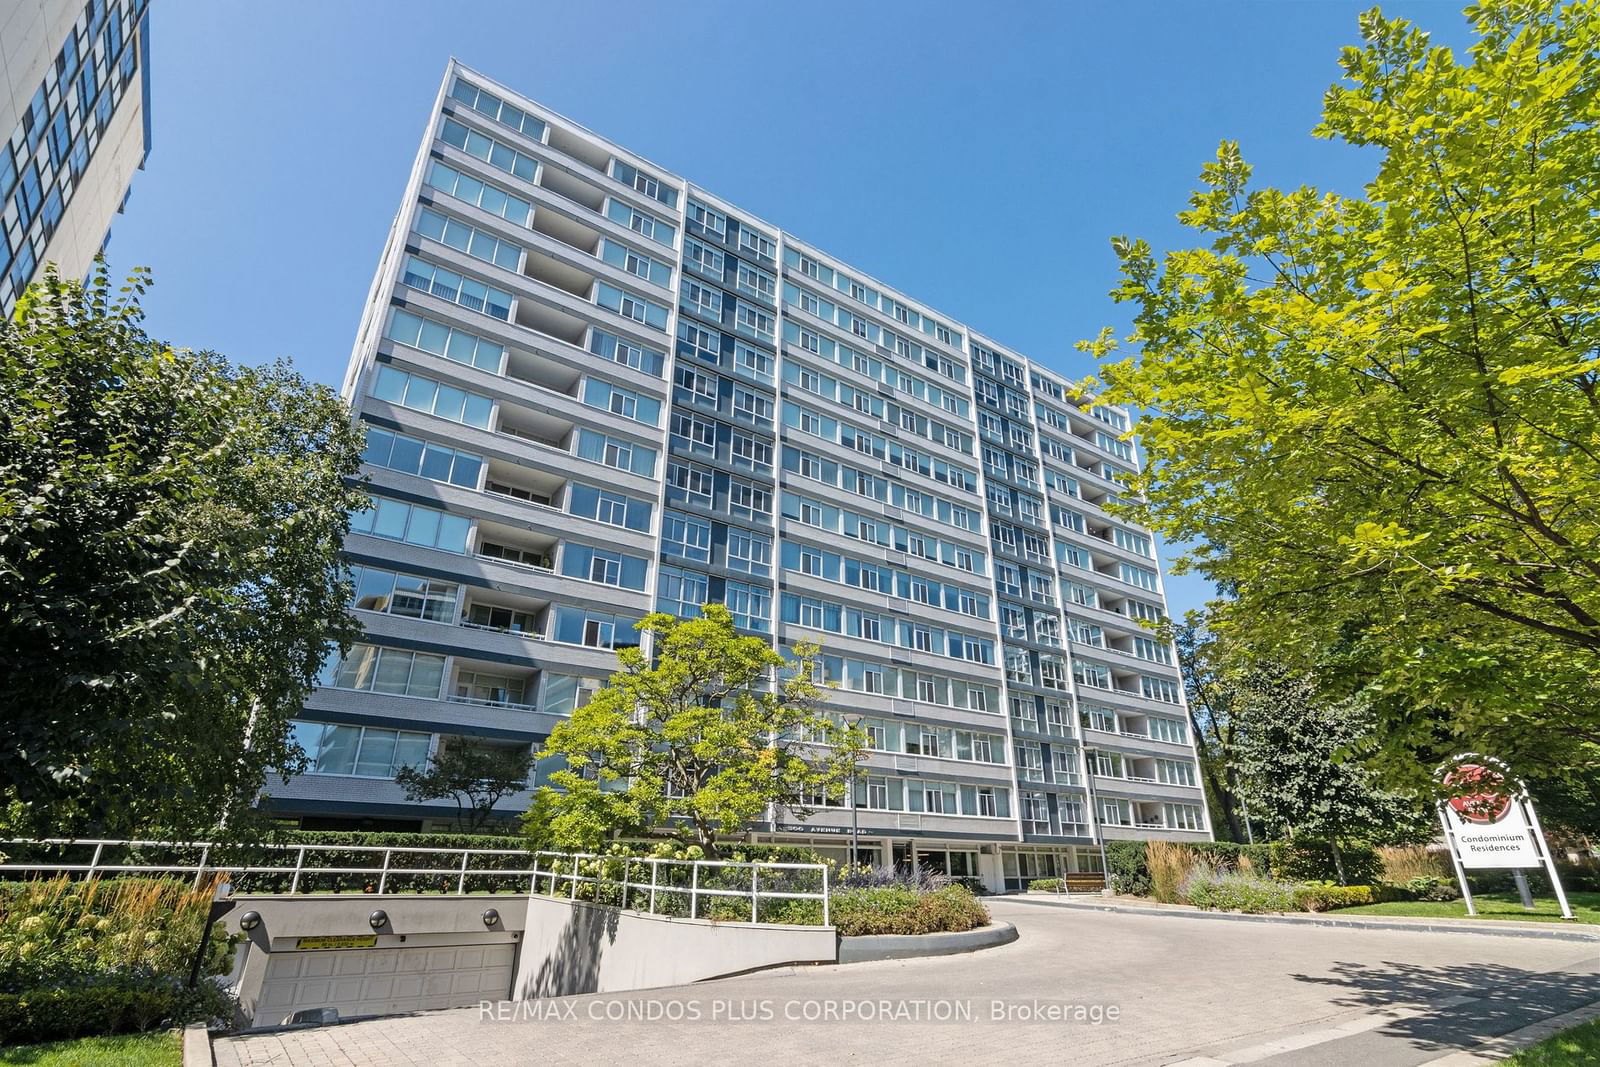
[103,0,1477,619]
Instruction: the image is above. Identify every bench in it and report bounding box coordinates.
[1061,872,1107,894]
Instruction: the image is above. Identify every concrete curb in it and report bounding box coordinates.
[1004,895,1600,943]
[181,1022,213,1066]
[837,921,1018,963]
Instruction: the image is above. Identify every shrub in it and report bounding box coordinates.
[830,885,989,936]
[1105,841,1151,896]
[1147,841,1204,903]
[1182,870,1296,913]
[1292,882,1376,912]
[1406,875,1462,901]
[0,973,233,1045]
[1270,840,1381,886]
[1028,879,1062,892]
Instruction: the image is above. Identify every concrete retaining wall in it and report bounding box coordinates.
[222,894,528,1028]
[513,895,838,998]
[837,921,1018,963]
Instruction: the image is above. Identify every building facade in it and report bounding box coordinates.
[0,0,151,314]
[277,60,1210,891]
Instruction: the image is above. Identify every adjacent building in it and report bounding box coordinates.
[275,59,1210,891]
[0,0,151,314]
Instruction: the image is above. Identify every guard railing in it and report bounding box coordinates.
[0,839,829,926]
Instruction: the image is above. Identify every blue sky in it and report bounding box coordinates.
[103,0,1478,619]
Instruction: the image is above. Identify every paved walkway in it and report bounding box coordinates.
[215,897,1600,1067]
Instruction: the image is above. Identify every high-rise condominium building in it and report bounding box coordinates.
[279,60,1210,891]
[0,0,150,314]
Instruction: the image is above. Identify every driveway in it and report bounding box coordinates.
[214,896,1600,1067]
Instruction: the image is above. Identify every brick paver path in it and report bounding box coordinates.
[214,897,1600,1066]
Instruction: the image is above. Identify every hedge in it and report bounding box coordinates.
[1292,883,1377,912]
[1028,879,1062,892]
[829,885,990,937]
[0,974,232,1045]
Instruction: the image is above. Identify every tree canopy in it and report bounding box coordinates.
[1091,0,1600,786]
[531,605,862,858]
[0,267,366,836]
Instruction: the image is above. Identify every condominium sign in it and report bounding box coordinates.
[1439,769,1541,869]
[1435,756,1573,920]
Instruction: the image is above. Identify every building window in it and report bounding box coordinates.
[319,644,446,699]
[291,721,432,779]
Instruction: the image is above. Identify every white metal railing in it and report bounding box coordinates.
[445,692,539,712]
[475,551,556,574]
[0,840,829,926]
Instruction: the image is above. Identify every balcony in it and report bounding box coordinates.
[447,657,539,714]
[530,206,601,257]
[481,458,565,511]
[514,292,588,346]
[497,405,572,453]
[461,590,551,641]
[522,248,594,301]
[536,160,605,212]
[475,521,557,573]
[545,126,610,177]
[501,342,582,399]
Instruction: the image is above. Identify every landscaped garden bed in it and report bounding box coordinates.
[1088,840,1598,921]
[0,877,234,1046]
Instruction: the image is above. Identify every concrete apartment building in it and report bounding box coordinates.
[275,59,1210,892]
[0,0,150,313]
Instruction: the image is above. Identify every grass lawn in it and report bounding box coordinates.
[1500,1017,1600,1066]
[0,1031,180,1066]
[1335,890,1600,924]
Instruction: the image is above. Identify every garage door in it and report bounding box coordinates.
[255,943,515,1025]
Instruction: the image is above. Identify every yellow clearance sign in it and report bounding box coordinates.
[295,935,379,951]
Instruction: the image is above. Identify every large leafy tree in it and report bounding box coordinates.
[1092,0,1600,785]
[0,267,365,837]
[532,605,863,858]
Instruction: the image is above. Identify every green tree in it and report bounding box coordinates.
[1091,0,1600,784]
[396,739,535,832]
[0,267,365,837]
[1229,666,1430,882]
[532,604,863,858]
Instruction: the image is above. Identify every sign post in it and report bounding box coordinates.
[1436,756,1572,921]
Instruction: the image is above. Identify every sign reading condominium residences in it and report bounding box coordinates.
[1441,800,1542,869]
[1439,761,1542,869]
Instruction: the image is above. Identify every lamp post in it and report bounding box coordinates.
[841,713,865,868]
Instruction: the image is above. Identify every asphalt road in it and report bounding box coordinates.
[215,896,1600,1066]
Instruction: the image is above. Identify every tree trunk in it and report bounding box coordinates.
[1329,838,1347,886]
[694,820,720,860]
